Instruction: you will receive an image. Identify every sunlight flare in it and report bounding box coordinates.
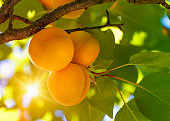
[25,84,39,98]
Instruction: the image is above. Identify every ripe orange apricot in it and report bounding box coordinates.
[70,31,100,66]
[38,0,84,19]
[28,27,74,71]
[38,0,53,9]
[48,63,90,106]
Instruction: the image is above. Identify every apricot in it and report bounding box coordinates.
[70,31,100,66]
[53,0,85,19]
[28,27,74,71]
[38,0,84,19]
[38,0,53,9]
[48,63,90,106]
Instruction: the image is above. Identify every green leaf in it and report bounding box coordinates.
[115,99,150,121]
[112,0,170,51]
[166,9,170,19]
[91,29,115,59]
[64,100,105,121]
[55,18,79,30]
[0,44,12,61]
[14,0,44,20]
[109,65,138,83]
[87,76,117,118]
[134,72,170,121]
[92,59,113,69]
[129,52,170,69]
[108,44,138,83]
[129,52,170,74]
[79,3,113,27]
[0,0,45,32]
[90,29,115,69]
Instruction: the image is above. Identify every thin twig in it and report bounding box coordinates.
[66,23,124,33]
[66,10,124,33]
[11,15,33,25]
[1,14,34,25]
[8,0,14,30]
[8,9,13,30]
[0,0,21,24]
[106,10,110,25]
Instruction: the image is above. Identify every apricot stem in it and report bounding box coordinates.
[89,75,96,83]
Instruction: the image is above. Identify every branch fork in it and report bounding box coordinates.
[0,0,169,44]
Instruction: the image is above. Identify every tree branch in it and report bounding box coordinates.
[0,0,116,44]
[128,0,170,9]
[0,0,21,24]
[0,0,169,44]
[128,0,162,4]
[161,2,170,9]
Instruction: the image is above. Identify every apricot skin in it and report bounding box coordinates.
[48,63,90,106]
[53,0,85,19]
[77,65,91,104]
[38,0,53,9]
[38,0,84,19]
[70,31,100,66]
[28,27,74,71]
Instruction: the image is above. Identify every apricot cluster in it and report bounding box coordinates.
[28,27,100,106]
[38,0,84,19]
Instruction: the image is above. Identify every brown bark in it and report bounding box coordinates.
[0,0,169,44]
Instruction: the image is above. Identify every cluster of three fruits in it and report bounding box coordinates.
[28,27,100,106]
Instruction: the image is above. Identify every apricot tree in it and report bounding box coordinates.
[0,0,170,121]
